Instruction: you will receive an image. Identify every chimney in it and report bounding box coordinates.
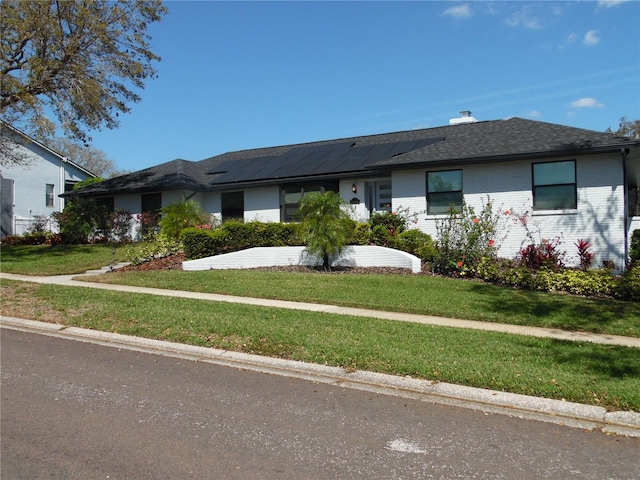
[449,110,478,125]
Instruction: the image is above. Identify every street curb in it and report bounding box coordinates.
[2,316,639,438]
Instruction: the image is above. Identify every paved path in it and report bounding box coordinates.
[2,270,640,436]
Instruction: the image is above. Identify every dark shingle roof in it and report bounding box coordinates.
[68,117,639,197]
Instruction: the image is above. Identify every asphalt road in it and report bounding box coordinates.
[2,328,638,480]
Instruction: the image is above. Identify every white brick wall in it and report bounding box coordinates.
[391,153,627,268]
[245,186,280,222]
[183,246,422,273]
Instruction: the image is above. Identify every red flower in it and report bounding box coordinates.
[504,210,511,215]
[488,239,495,247]
[457,261,463,267]
[473,217,479,224]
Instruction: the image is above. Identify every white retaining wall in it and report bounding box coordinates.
[183,246,423,273]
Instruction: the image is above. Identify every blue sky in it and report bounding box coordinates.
[88,0,640,173]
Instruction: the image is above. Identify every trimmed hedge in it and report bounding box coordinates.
[181,222,302,260]
[181,228,229,260]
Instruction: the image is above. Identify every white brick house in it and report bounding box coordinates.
[66,115,640,268]
[1,122,96,238]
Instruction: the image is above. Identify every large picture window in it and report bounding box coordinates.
[426,170,463,214]
[281,181,339,222]
[532,160,576,210]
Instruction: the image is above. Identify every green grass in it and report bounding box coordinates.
[84,269,640,338]
[0,244,122,275]
[2,246,639,411]
[2,278,638,412]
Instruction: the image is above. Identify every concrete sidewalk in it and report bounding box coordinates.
[2,270,640,437]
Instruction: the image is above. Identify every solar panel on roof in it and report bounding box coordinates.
[208,137,444,186]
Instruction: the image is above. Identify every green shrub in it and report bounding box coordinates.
[52,197,108,244]
[397,229,435,261]
[369,209,410,234]
[630,229,640,265]
[348,223,372,245]
[181,228,228,260]
[220,220,255,249]
[553,269,616,297]
[126,234,182,265]
[259,222,302,246]
[370,224,398,248]
[159,199,208,240]
[615,265,640,301]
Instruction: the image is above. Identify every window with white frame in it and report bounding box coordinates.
[45,184,54,207]
[426,169,463,214]
[532,160,576,210]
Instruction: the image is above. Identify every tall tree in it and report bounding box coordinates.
[607,117,640,139]
[48,137,123,178]
[1,0,167,163]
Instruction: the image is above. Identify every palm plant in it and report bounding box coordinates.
[297,191,353,270]
[159,198,208,240]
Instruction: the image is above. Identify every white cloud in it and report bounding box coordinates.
[505,7,541,29]
[598,0,631,8]
[442,4,472,19]
[569,97,604,108]
[559,33,578,49]
[583,30,601,46]
[526,110,543,119]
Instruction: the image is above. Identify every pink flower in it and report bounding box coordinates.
[488,239,495,247]
[473,217,479,224]
[504,210,511,215]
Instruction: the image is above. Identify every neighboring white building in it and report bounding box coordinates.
[66,115,640,269]
[0,122,96,237]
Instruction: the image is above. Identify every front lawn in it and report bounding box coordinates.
[0,244,121,275]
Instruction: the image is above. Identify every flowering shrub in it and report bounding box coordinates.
[137,211,160,239]
[369,207,417,236]
[109,209,133,243]
[432,197,506,276]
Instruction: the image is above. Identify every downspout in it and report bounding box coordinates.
[622,148,629,267]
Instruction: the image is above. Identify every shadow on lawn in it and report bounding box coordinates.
[546,339,640,379]
[467,282,635,334]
